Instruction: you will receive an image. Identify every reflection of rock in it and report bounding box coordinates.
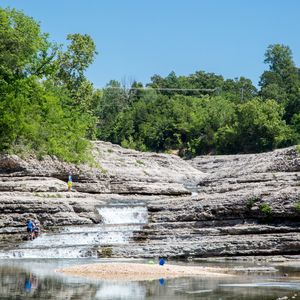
[0,143,300,258]
[231,266,278,273]
[95,282,145,299]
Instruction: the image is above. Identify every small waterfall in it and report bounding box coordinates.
[0,203,148,259]
[97,205,148,224]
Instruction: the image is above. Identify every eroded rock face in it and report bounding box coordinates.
[0,141,205,195]
[107,147,300,258]
[0,143,299,258]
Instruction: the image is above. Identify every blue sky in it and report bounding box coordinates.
[1,0,300,88]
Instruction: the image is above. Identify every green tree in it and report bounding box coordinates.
[0,77,91,162]
[0,7,56,84]
[0,8,94,162]
[95,80,129,140]
[55,33,97,110]
[235,98,294,153]
[223,77,257,103]
[260,44,300,122]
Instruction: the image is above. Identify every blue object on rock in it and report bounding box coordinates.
[159,258,165,266]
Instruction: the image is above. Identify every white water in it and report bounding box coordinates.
[97,205,148,224]
[0,204,148,259]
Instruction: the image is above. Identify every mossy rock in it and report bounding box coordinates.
[97,246,113,258]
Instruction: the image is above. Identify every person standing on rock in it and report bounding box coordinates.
[67,174,73,192]
[26,220,34,240]
[33,219,41,238]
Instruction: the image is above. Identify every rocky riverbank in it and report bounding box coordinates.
[0,142,299,258]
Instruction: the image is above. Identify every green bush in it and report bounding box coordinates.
[260,203,272,216]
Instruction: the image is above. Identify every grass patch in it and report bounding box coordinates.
[99,166,108,174]
[295,201,300,213]
[92,161,108,174]
[136,159,145,165]
[260,203,272,216]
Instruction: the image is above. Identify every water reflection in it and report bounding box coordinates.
[95,282,145,299]
[0,259,299,300]
[24,272,38,292]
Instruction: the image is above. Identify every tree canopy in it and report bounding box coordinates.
[0,7,96,162]
[93,43,300,156]
[1,7,300,161]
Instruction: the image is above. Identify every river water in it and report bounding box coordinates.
[1,202,300,299]
[0,258,299,300]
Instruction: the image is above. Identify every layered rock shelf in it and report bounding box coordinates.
[0,142,299,258]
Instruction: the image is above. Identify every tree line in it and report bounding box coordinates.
[94,46,300,156]
[1,7,300,162]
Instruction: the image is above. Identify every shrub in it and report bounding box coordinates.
[260,203,272,216]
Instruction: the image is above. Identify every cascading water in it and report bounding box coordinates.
[0,203,148,259]
[97,205,148,224]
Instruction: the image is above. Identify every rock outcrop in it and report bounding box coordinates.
[0,143,299,259]
[0,141,204,195]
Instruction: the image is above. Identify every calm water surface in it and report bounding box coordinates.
[0,259,300,300]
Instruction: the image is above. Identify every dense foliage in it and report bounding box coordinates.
[1,7,300,161]
[0,8,96,162]
[94,56,299,155]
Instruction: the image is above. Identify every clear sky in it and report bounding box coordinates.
[1,0,300,88]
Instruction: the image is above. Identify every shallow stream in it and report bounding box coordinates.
[0,258,300,300]
[1,200,300,299]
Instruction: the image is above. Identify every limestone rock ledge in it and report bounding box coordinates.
[108,147,300,258]
[0,143,299,258]
[0,141,205,195]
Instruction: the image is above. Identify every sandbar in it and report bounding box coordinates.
[57,262,232,281]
